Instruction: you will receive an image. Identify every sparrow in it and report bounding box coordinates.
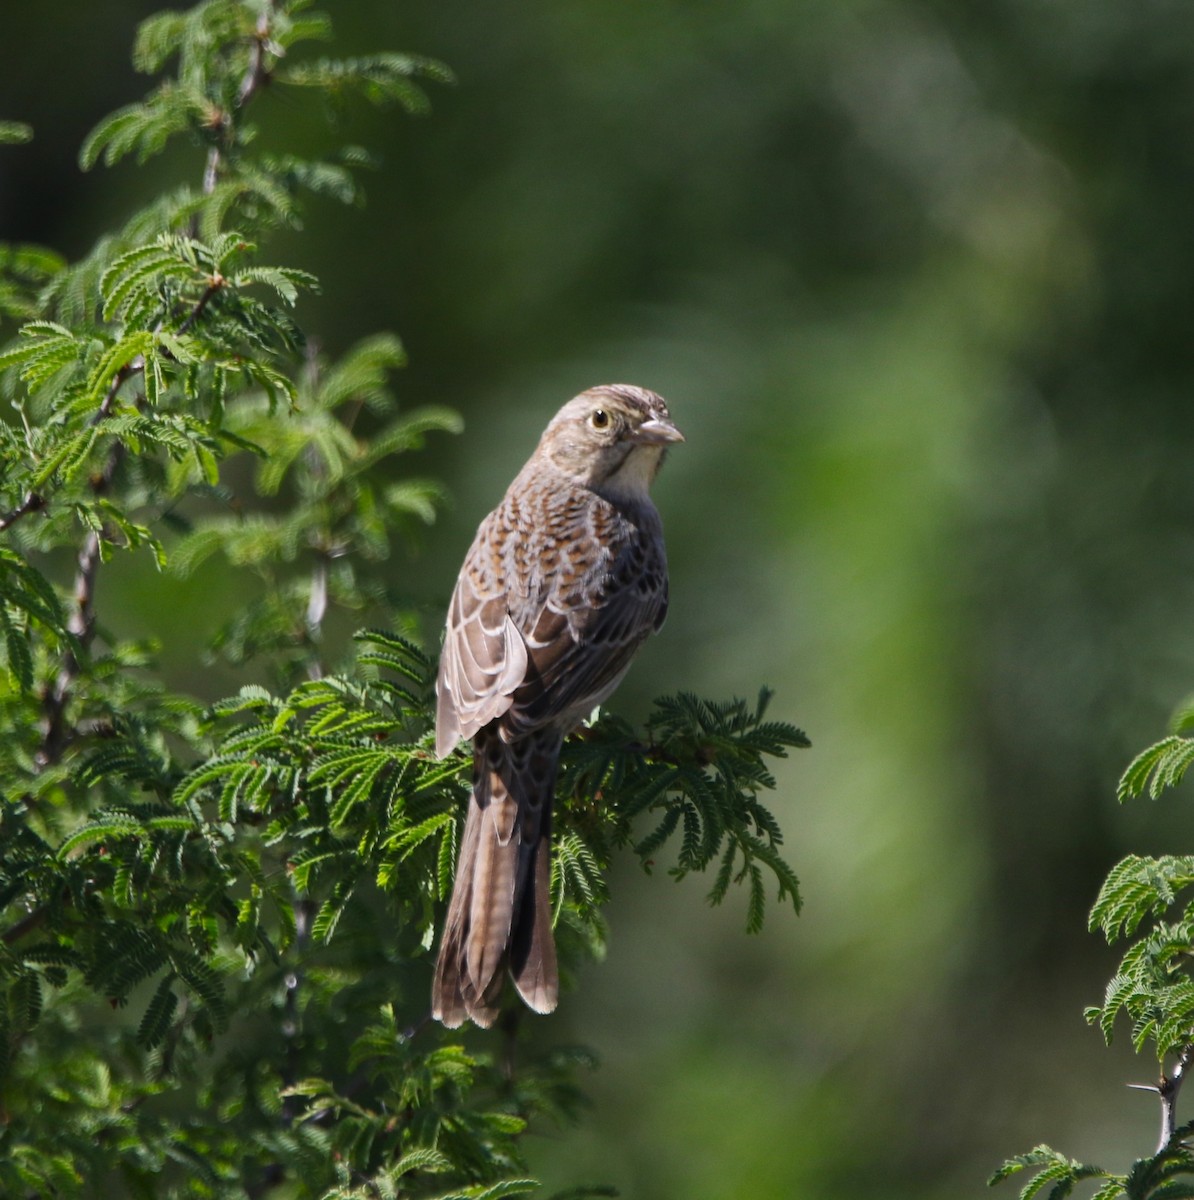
[432,383,682,1027]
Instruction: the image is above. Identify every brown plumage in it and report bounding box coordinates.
[432,384,683,1027]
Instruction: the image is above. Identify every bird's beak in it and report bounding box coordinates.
[634,417,685,445]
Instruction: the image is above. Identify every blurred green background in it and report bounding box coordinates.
[6,1,1194,1195]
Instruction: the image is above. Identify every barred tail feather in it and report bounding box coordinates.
[432,727,562,1028]
[431,782,504,1028]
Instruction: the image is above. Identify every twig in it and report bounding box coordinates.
[39,529,103,764]
[1,902,50,946]
[37,433,125,767]
[305,557,327,682]
[88,360,140,428]
[300,341,329,682]
[281,896,313,1118]
[176,277,223,335]
[1160,1046,1194,1152]
[203,3,275,196]
[238,6,274,109]
[0,490,45,532]
[1132,1044,1194,1153]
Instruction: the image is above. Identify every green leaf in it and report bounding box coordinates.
[0,121,33,145]
[0,604,34,692]
[231,265,319,306]
[279,53,455,112]
[1089,855,1194,942]
[136,972,178,1049]
[988,1146,1117,1197]
[79,85,204,171]
[1119,736,1194,802]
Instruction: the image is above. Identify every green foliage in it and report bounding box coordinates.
[279,53,456,111]
[0,3,805,1197]
[561,690,807,936]
[991,1135,1194,1200]
[0,121,33,145]
[995,709,1194,1197]
[1086,728,1194,1066]
[1118,741,1194,805]
[1084,855,1194,1058]
[0,244,63,323]
[989,1146,1121,1200]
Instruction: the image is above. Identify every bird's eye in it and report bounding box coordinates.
[590,409,610,430]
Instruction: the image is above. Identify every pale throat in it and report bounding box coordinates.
[598,444,663,501]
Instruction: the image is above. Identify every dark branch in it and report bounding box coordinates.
[0,490,45,532]
[238,7,274,109]
[37,398,133,765]
[88,361,140,428]
[203,3,275,196]
[38,508,107,766]
[1,902,50,946]
[176,277,224,336]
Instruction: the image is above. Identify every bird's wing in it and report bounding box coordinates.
[435,510,528,757]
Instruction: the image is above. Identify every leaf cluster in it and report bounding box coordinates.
[994,704,1194,1198]
[1082,709,1194,1067]
[561,690,807,939]
[989,1137,1194,1200]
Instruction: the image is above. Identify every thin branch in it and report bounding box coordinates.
[88,360,141,428]
[1,902,50,946]
[38,500,109,766]
[201,140,222,198]
[203,3,276,196]
[301,342,329,682]
[1137,1045,1194,1153]
[305,556,328,682]
[38,0,259,749]
[176,276,224,335]
[238,7,274,109]
[0,490,45,532]
[1159,1045,1194,1153]
[281,896,313,1116]
[37,391,137,765]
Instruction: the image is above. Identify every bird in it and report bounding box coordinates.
[431,383,683,1028]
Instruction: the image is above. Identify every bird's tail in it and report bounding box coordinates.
[432,726,562,1028]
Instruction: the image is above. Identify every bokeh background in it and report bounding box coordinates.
[6,1,1194,1195]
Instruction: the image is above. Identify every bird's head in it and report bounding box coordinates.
[537,384,684,498]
